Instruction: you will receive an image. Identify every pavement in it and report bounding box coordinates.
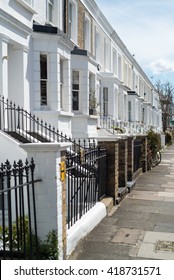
[69,144,174,260]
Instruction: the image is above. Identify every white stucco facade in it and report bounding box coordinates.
[0,0,162,139]
[0,0,163,259]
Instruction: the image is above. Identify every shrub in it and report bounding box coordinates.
[165,130,173,146]
[0,217,59,259]
[147,129,161,151]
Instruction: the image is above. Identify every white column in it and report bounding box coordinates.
[20,142,71,260]
[124,92,128,122]
[62,59,71,112]
[80,69,88,115]
[8,46,27,107]
[1,40,8,99]
[115,87,119,120]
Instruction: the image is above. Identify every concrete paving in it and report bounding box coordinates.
[70,144,174,260]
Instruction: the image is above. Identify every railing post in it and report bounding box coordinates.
[0,162,6,259]
[6,160,13,258]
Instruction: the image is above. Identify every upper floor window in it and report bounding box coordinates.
[72,71,79,111]
[104,39,110,71]
[84,15,91,52]
[113,49,117,76]
[40,54,48,106]
[47,0,54,23]
[95,28,100,62]
[128,101,132,122]
[118,54,122,80]
[60,59,64,109]
[124,61,128,86]
[68,0,77,43]
[103,87,108,116]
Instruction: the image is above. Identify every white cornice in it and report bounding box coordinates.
[0,8,32,36]
[32,32,74,52]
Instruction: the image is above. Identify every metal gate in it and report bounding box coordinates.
[66,142,107,229]
[0,158,40,259]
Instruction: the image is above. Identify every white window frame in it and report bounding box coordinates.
[104,39,110,71]
[103,87,108,116]
[84,14,91,52]
[95,28,100,62]
[47,0,54,23]
[72,71,79,111]
[128,101,132,122]
[60,59,64,110]
[113,49,117,76]
[40,54,48,106]
[68,0,78,44]
[118,54,122,80]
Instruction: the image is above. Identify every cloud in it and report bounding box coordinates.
[149,59,174,74]
[96,0,174,83]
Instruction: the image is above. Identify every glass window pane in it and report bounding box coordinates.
[72,91,79,110]
[41,81,47,105]
[40,54,47,79]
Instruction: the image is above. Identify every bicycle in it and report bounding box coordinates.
[147,144,161,170]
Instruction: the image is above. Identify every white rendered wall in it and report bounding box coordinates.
[67,202,106,257]
[20,142,70,260]
[0,0,34,30]
[0,131,27,163]
[71,115,98,139]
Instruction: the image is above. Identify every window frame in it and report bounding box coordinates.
[40,54,48,106]
[103,87,108,116]
[68,0,78,43]
[72,71,79,111]
[47,0,54,23]
[60,59,64,110]
[84,14,91,52]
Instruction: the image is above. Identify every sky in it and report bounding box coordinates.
[96,0,174,85]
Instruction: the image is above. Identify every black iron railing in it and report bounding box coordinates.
[0,96,80,147]
[66,144,107,229]
[0,158,41,259]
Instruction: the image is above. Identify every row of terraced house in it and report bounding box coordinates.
[0,0,162,259]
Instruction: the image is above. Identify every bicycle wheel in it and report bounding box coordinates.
[151,152,161,167]
[156,151,161,165]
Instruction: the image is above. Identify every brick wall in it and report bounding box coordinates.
[98,141,119,202]
[136,135,148,173]
[127,136,134,181]
[118,138,128,188]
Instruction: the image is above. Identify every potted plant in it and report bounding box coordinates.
[89,90,99,115]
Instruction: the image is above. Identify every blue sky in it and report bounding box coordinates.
[96,0,174,85]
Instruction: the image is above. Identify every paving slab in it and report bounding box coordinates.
[111,228,142,245]
[137,231,174,259]
[69,144,174,260]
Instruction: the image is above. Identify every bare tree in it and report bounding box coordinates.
[155,81,174,132]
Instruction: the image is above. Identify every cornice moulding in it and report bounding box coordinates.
[0,8,32,36]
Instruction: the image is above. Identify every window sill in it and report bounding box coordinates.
[16,0,37,14]
[58,111,74,117]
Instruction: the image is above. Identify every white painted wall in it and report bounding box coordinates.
[20,142,70,260]
[67,202,106,256]
[0,0,34,30]
[0,131,27,163]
